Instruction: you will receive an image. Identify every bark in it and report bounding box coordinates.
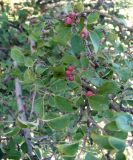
[14,61,33,157]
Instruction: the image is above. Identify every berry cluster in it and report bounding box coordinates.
[66,66,75,81]
[65,12,77,25]
[64,12,88,39]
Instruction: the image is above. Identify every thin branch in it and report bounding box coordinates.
[37,0,63,5]
[85,39,93,57]
[110,102,133,115]
[78,9,133,32]
[30,86,37,119]
[81,78,97,93]
[30,40,36,53]
[14,61,33,157]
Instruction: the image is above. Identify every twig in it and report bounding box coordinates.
[0,137,9,141]
[30,40,36,53]
[30,86,37,119]
[81,78,97,93]
[78,9,133,32]
[110,102,133,115]
[0,47,9,51]
[85,39,93,57]
[37,0,62,5]
[14,61,33,157]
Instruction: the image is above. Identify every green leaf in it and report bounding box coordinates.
[85,152,98,160]
[24,69,35,83]
[110,131,127,140]
[115,42,124,54]
[115,152,126,160]
[16,118,37,129]
[73,129,84,141]
[115,114,133,132]
[11,46,24,64]
[57,142,79,156]
[76,96,85,108]
[35,65,47,75]
[52,66,65,78]
[54,25,71,45]
[108,137,125,151]
[71,35,85,54]
[61,55,77,64]
[81,70,103,87]
[7,150,21,160]
[50,79,67,93]
[107,32,117,44]
[63,156,75,160]
[27,121,38,129]
[80,56,89,68]
[89,31,100,53]
[122,99,133,106]
[91,134,113,150]
[21,142,28,153]
[47,95,55,107]
[16,117,28,128]
[47,114,73,130]
[34,98,44,118]
[116,67,131,82]
[24,56,34,67]
[98,81,120,95]
[4,127,20,137]
[89,95,109,111]
[34,147,42,159]
[88,12,99,24]
[54,96,74,112]
[0,149,4,159]
[74,2,84,12]
[105,121,119,131]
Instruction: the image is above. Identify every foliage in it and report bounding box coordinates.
[0,0,133,159]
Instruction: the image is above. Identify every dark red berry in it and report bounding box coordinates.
[85,91,94,97]
[69,12,77,20]
[81,27,88,39]
[68,66,74,72]
[69,75,74,81]
[66,70,72,76]
[65,17,73,25]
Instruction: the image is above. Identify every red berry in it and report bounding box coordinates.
[81,27,88,39]
[66,70,72,76]
[69,75,74,81]
[85,91,94,97]
[68,66,74,72]
[69,12,76,20]
[65,17,73,25]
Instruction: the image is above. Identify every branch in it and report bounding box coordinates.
[81,78,97,93]
[29,26,36,118]
[94,0,104,9]
[84,39,93,57]
[0,47,9,51]
[14,61,33,157]
[30,87,36,119]
[30,40,36,53]
[78,10,133,32]
[37,0,62,5]
[110,102,133,115]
